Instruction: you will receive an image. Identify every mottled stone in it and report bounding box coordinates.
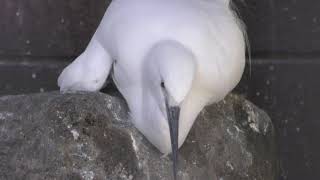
[0,92,278,180]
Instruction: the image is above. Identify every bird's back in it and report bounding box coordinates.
[97,0,245,101]
[98,0,238,62]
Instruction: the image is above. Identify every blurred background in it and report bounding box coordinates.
[0,0,319,179]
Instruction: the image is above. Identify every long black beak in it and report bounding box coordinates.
[165,99,180,180]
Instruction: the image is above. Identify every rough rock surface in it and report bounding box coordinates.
[0,92,278,180]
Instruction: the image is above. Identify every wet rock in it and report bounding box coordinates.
[0,92,278,180]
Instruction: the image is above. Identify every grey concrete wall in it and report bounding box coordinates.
[0,0,110,57]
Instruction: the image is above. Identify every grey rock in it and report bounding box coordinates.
[0,92,278,180]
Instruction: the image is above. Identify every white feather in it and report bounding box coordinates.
[58,0,246,154]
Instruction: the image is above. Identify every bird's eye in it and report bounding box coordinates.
[161,82,165,88]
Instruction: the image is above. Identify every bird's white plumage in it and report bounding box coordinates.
[58,0,246,154]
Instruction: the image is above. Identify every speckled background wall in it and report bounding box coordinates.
[0,0,320,179]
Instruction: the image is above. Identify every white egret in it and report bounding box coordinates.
[58,0,246,179]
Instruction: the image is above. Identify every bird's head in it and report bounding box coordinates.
[144,41,196,179]
[145,41,196,108]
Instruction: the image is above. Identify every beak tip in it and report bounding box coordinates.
[166,106,180,180]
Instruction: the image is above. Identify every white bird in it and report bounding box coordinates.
[58,0,246,179]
